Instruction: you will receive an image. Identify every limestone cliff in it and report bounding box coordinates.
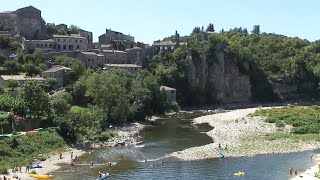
[188,42,251,103]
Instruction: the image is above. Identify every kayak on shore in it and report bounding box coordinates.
[29,174,54,179]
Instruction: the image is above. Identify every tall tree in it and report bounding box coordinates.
[20,81,50,119]
[0,54,6,66]
[251,25,261,34]
[206,23,215,32]
[243,28,249,35]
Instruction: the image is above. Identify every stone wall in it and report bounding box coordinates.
[0,6,46,40]
[188,42,251,103]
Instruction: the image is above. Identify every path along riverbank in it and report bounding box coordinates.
[168,107,320,161]
[3,122,145,180]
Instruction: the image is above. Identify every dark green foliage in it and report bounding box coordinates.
[44,77,57,92]
[0,130,66,171]
[4,60,20,74]
[206,23,215,32]
[20,81,50,119]
[5,79,19,91]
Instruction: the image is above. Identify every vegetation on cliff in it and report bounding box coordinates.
[152,24,320,105]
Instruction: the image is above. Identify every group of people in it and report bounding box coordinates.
[289,167,298,175]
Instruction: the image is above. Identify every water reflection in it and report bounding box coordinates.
[54,113,318,180]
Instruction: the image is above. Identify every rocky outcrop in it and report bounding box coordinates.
[188,42,251,103]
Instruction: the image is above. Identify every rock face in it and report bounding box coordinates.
[188,42,251,103]
[0,6,46,40]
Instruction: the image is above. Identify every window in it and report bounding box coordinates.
[76,45,79,49]
[69,39,72,43]
[57,45,60,49]
[57,39,60,42]
[49,44,52,47]
[80,40,82,43]
[63,39,66,42]
[69,45,72,50]
[63,45,66,50]
[88,59,90,61]
[92,59,94,61]
[116,54,118,57]
[171,90,175,94]
[75,40,78,43]
[45,44,47,47]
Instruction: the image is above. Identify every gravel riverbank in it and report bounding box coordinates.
[168,107,320,161]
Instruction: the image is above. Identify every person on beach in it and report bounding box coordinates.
[59,152,62,159]
[25,164,29,173]
[218,144,221,149]
[289,167,293,175]
[91,161,94,167]
[294,169,298,175]
[71,152,73,160]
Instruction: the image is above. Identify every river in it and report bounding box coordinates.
[53,113,319,180]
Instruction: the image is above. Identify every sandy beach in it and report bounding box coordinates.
[168,107,320,161]
[4,148,85,180]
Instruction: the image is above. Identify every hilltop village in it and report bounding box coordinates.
[2,5,320,180]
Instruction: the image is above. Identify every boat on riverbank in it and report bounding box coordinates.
[29,174,54,179]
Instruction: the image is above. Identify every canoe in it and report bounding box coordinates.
[234,171,245,176]
[29,174,54,179]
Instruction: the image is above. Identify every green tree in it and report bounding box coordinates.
[58,29,67,35]
[44,77,57,91]
[0,112,9,134]
[6,79,19,91]
[70,60,86,81]
[24,64,39,76]
[0,94,15,111]
[32,51,45,66]
[20,81,50,119]
[251,25,260,34]
[206,23,215,32]
[45,23,58,37]
[243,28,249,35]
[4,60,19,73]
[0,54,6,66]
[86,71,130,124]
[50,95,70,116]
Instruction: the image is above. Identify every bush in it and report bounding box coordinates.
[98,131,116,141]
[30,170,36,174]
[166,101,180,112]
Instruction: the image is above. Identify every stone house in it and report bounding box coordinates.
[77,51,105,69]
[0,75,44,86]
[153,31,186,55]
[160,86,176,102]
[103,64,142,74]
[125,47,144,66]
[23,34,88,53]
[23,38,56,53]
[53,34,87,51]
[41,65,71,89]
[101,50,127,64]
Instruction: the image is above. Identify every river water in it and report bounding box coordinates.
[54,113,319,180]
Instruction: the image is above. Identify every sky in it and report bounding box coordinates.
[1,0,320,44]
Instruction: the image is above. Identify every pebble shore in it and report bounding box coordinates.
[168,107,320,161]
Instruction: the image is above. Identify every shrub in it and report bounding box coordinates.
[98,131,116,141]
[30,170,36,174]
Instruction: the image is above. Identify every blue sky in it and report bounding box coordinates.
[1,0,319,44]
